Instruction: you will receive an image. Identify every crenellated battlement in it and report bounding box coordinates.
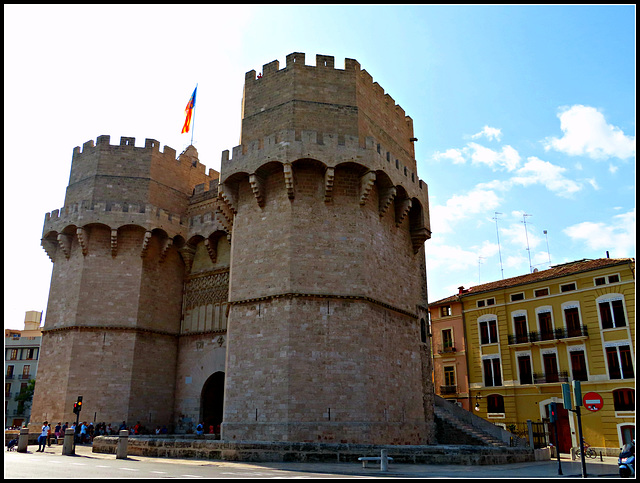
[65,135,217,215]
[43,199,188,237]
[73,135,178,160]
[244,53,413,135]
[220,129,427,203]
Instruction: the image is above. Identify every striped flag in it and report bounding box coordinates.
[181,86,197,134]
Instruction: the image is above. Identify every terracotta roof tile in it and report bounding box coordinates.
[428,258,634,305]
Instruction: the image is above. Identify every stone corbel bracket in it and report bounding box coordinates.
[203,238,217,264]
[159,238,173,263]
[249,173,265,207]
[324,167,335,203]
[395,198,412,227]
[110,229,118,257]
[179,245,196,273]
[359,171,376,206]
[379,186,396,217]
[57,233,72,259]
[140,231,152,258]
[76,228,88,256]
[283,163,295,199]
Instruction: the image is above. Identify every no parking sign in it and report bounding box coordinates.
[583,392,604,412]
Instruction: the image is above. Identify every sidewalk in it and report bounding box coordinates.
[37,443,621,478]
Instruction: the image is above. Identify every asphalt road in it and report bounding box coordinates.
[4,443,623,479]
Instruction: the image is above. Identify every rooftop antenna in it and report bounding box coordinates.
[522,213,533,273]
[543,230,551,265]
[493,212,504,279]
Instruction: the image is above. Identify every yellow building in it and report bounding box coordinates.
[458,258,634,454]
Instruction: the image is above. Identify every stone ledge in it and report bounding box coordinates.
[92,436,536,465]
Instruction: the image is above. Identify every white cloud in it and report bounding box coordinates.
[510,156,582,197]
[467,143,521,171]
[563,210,636,256]
[432,148,465,164]
[471,126,502,142]
[544,105,636,160]
[430,188,501,234]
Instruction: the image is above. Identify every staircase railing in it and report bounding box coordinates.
[434,395,528,446]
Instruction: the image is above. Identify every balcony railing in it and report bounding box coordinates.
[437,344,457,354]
[533,370,569,384]
[508,325,588,345]
[439,385,458,395]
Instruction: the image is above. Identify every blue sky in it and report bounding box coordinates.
[4,5,635,328]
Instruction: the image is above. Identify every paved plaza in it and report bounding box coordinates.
[5,442,622,479]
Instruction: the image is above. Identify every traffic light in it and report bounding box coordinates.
[549,402,557,423]
[73,396,83,414]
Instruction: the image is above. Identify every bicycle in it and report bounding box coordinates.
[575,439,598,459]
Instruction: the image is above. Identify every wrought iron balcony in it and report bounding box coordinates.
[533,370,569,384]
[439,385,458,395]
[508,325,588,345]
[437,344,457,354]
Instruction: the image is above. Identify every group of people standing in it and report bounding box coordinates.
[36,421,120,451]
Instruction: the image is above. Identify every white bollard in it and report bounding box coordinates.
[116,430,128,459]
[380,449,388,471]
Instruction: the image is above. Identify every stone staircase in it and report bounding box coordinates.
[434,405,504,446]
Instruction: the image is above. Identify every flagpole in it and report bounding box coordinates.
[190,83,198,146]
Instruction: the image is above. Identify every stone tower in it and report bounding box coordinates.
[30,137,217,428]
[219,53,434,444]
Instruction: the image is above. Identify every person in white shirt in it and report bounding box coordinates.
[36,421,50,452]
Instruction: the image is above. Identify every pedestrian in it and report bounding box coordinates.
[36,421,49,452]
[195,422,204,435]
[160,425,168,434]
[80,422,88,443]
[106,423,113,435]
[46,422,52,446]
[54,422,62,440]
[119,420,127,431]
[208,425,214,434]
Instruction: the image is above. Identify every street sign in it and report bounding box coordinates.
[583,392,604,412]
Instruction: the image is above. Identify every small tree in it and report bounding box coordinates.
[15,379,35,414]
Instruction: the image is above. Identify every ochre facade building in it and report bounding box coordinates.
[30,53,435,445]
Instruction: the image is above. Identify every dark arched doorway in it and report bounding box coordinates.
[201,371,225,434]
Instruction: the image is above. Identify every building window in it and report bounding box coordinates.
[510,292,525,301]
[6,365,14,378]
[5,383,11,398]
[543,353,559,383]
[487,394,505,413]
[479,318,498,345]
[9,349,18,360]
[534,288,550,297]
[420,319,428,343]
[441,305,452,317]
[538,311,554,340]
[518,354,533,384]
[595,274,620,286]
[444,366,456,387]
[613,389,635,411]
[564,306,582,337]
[560,282,576,292]
[477,298,495,308]
[514,315,528,343]
[441,329,454,352]
[570,350,588,381]
[25,348,36,360]
[606,345,634,379]
[21,365,30,380]
[483,358,502,386]
[599,297,627,329]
